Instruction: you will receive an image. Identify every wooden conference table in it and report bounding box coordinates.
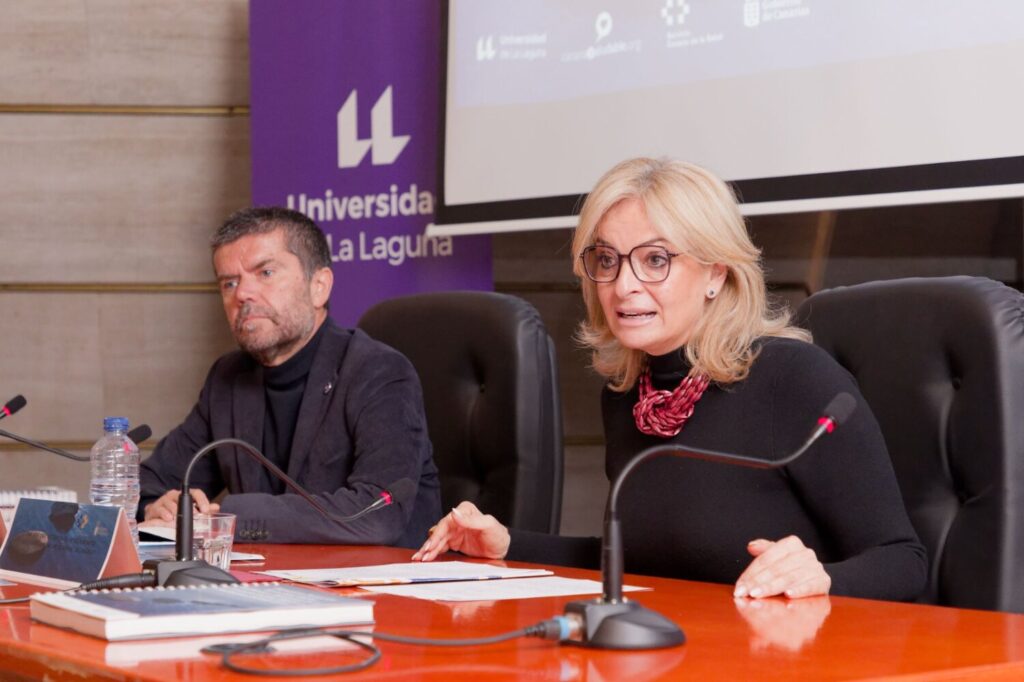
[2,544,1024,681]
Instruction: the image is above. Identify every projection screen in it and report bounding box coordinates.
[431,0,1024,235]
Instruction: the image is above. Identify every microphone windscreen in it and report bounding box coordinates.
[384,478,417,505]
[824,392,857,426]
[4,394,26,416]
[128,424,152,444]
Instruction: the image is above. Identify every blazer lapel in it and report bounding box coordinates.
[288,320,347,481]
[231,361,265,491]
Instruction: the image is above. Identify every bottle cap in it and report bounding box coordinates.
[103,416,130,432]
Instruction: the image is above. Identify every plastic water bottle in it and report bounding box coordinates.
[89,417,140,548]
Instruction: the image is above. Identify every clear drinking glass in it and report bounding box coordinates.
[192,512,236,570]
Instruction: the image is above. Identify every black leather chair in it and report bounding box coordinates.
[359,291,564,534]
[797,276,1024,611]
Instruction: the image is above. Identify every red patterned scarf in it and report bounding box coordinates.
[633,368,710,437]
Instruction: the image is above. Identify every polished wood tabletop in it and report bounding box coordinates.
[2,543,1024,681]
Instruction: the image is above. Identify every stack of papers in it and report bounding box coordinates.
[137,543,265,564]
[137,524,264,563]
[261,560,648,602]
[0,487,76,525]
[261,560,552,586]
[364,576,647,602]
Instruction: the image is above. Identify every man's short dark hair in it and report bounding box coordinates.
[212,207,331,279]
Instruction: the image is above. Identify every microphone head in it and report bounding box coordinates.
[128,423,153,444]
[383,478,417,505]
[3,395,26,417]
[824,392,857,426]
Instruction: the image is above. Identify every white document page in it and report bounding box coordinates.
[262,560,553,587]
[137,541,264,564]
[360,576,649,602]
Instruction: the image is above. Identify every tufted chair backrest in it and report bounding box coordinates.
[359,291,564,534]
[798,276,1024,611]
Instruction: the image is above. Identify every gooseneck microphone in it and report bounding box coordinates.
[0,426,152,461]
[0,427,91,462]
[0,394,152,461]
[127,424,153,445]
[143,437,413,588]
[0,394,26,420]
[563,392,857,650]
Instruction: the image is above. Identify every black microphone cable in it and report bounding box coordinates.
[202,617,581,677]
[0,393,152,458]
[0,584,79,606]
[0,571,163,605]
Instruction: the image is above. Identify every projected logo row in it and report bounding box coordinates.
[473,0,812,65]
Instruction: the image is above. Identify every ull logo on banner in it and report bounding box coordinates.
[337,86,409,168]
[251,1,492,325]
[287,83,436,231]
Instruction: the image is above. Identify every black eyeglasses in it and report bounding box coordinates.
[580,244,682,283]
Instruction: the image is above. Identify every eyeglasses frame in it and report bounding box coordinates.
[579,244,683,283]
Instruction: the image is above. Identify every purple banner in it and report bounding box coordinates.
[250,0,492,324]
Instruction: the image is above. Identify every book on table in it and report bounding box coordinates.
[27,619,367,667]
[30,582,373,641]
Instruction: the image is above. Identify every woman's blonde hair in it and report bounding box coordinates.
[573,157,810,391]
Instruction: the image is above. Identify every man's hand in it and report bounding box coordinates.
[411,501,510,562]
[733,535,831,599]
[143,488,220,523]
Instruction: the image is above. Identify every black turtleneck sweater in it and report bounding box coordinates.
[261,321,326,493]
[509,337,928,602]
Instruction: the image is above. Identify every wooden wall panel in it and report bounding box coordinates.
[0,1,92,104]
[0,114,251,282]
[0,292,236,439]
[0,2,250,495]
[2,450,93,501]
[0,293,104,438]
[0,0,249,105]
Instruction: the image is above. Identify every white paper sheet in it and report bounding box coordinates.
[137,524,176,541]
[137,542,264,564]
[359,576,649,602]
[261,560,553,587]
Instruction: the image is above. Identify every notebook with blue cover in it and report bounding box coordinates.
[30,582,374,641]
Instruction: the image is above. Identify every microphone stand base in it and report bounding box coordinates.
[564,599,685,650]
[142,559,239,587]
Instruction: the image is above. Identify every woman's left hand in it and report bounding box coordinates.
[733,535,831,599]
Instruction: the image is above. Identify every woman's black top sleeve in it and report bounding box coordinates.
[506,338,927,602]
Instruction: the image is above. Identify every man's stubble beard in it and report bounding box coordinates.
[233,301,316,366]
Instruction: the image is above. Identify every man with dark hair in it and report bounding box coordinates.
[139,207,440,546]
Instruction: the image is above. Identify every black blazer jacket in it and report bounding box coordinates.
[139,319,441,547]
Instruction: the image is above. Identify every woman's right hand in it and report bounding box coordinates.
[411,501,511,561]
